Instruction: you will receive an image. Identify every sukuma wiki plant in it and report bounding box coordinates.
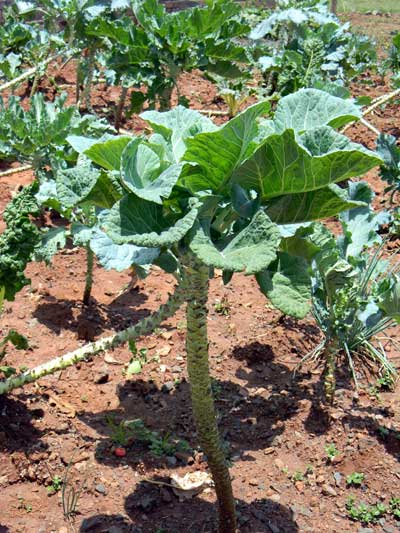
[0,89,385,531]
[298,182,400,404]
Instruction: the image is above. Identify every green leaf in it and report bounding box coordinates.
[126,359,142,376]
[190,210,281,274]
[82,171,123,209]
[256,253,311,318]
[90,229,159,272]
[104,195,198,247]
[35,227,67,264]
[56,162,100,208]
[379,281,400,323]
[233,128,381,202]
[71,223,93,246]
[84,136,132,170]
[273,89,362,133]
[181,101,270,193]
[121,138,183,203]
[141,106,216,162]
[266,183,367,224]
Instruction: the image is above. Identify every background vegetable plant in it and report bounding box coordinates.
[298,182,399,403]
[37,88,381,532]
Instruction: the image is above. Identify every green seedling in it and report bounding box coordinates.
[47,475,63,494]
[346,472,365,487]
[390,497,400,519]
[325,443,339,461]
[346,496,387,524]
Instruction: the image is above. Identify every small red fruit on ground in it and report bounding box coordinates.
[114,447,127,457]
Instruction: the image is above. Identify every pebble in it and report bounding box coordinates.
[270,494,281,502]
[249,479,259,486]
[322,484,337,497]
[166,456,177,466]
[274,458,284,470]
[95,483,107,495]
[93,369,109,384]
[161,381,175,393]
[333,472,342,486]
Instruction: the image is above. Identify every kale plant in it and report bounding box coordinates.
[299,182,399,403]
[377,133,400,201]
[0,89,385,532]
[250,0,376,97]
[0,92,112,174]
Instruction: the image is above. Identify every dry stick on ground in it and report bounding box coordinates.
[342,86,400,134]
[0,55,60,93]
[0,280,187,395]
[0,165,33,178]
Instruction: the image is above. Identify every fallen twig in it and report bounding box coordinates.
[0,165,33,178]
[0,55,59,93]
[342,87,400,134]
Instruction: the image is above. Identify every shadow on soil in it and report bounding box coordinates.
[0,395,44,452]
[32,286,149,338]
[79,482,299,532]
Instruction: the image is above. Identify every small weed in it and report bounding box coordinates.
[105,415,132,447]
[390,497,400,519]
[214,297,230,316]
[291,471,305,482]
[346,472,365,487]
[47,475,63,494]
[17,497,32,513]
[346,497,387,524]
[325,443,339,461]
[124,419,191,458]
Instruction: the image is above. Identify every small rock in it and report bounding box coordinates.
[174,451,194,464]
[161,381,175,393]
[166,456,177,466]
[94,369,109,384]
[333,472,342,486]
[274,458,284,470]
[382,526,397,533]
[171,366,182,373]
[249,479,259,486]
[270,494,281,502]
[358,529,374,533]
[322,484,337,497]
[95,483,107,495]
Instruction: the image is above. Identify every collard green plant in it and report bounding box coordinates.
[62,89,380,532]
[34,148,158,304]
[0,89,385,532]
[250,0,376,97]
[298,182,399,403]
[376,133,400,201]
[89,0,250,122]
[0,93,112,174]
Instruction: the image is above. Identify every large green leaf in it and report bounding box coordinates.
[266,183,367,224]
[141,106,216,163]
[233,128,381,202]
[82,171,123,209]
[56,161,100,208]
[35,227,67,264]
[90,229,159,272]
[379,281,400,323]
[84,136,132,170]
[256,253,311,318]
[189,210,281,274]
[273,89,362,133]
[104,195,198,247]
[121,138,183,203]
[181,101,270,193]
